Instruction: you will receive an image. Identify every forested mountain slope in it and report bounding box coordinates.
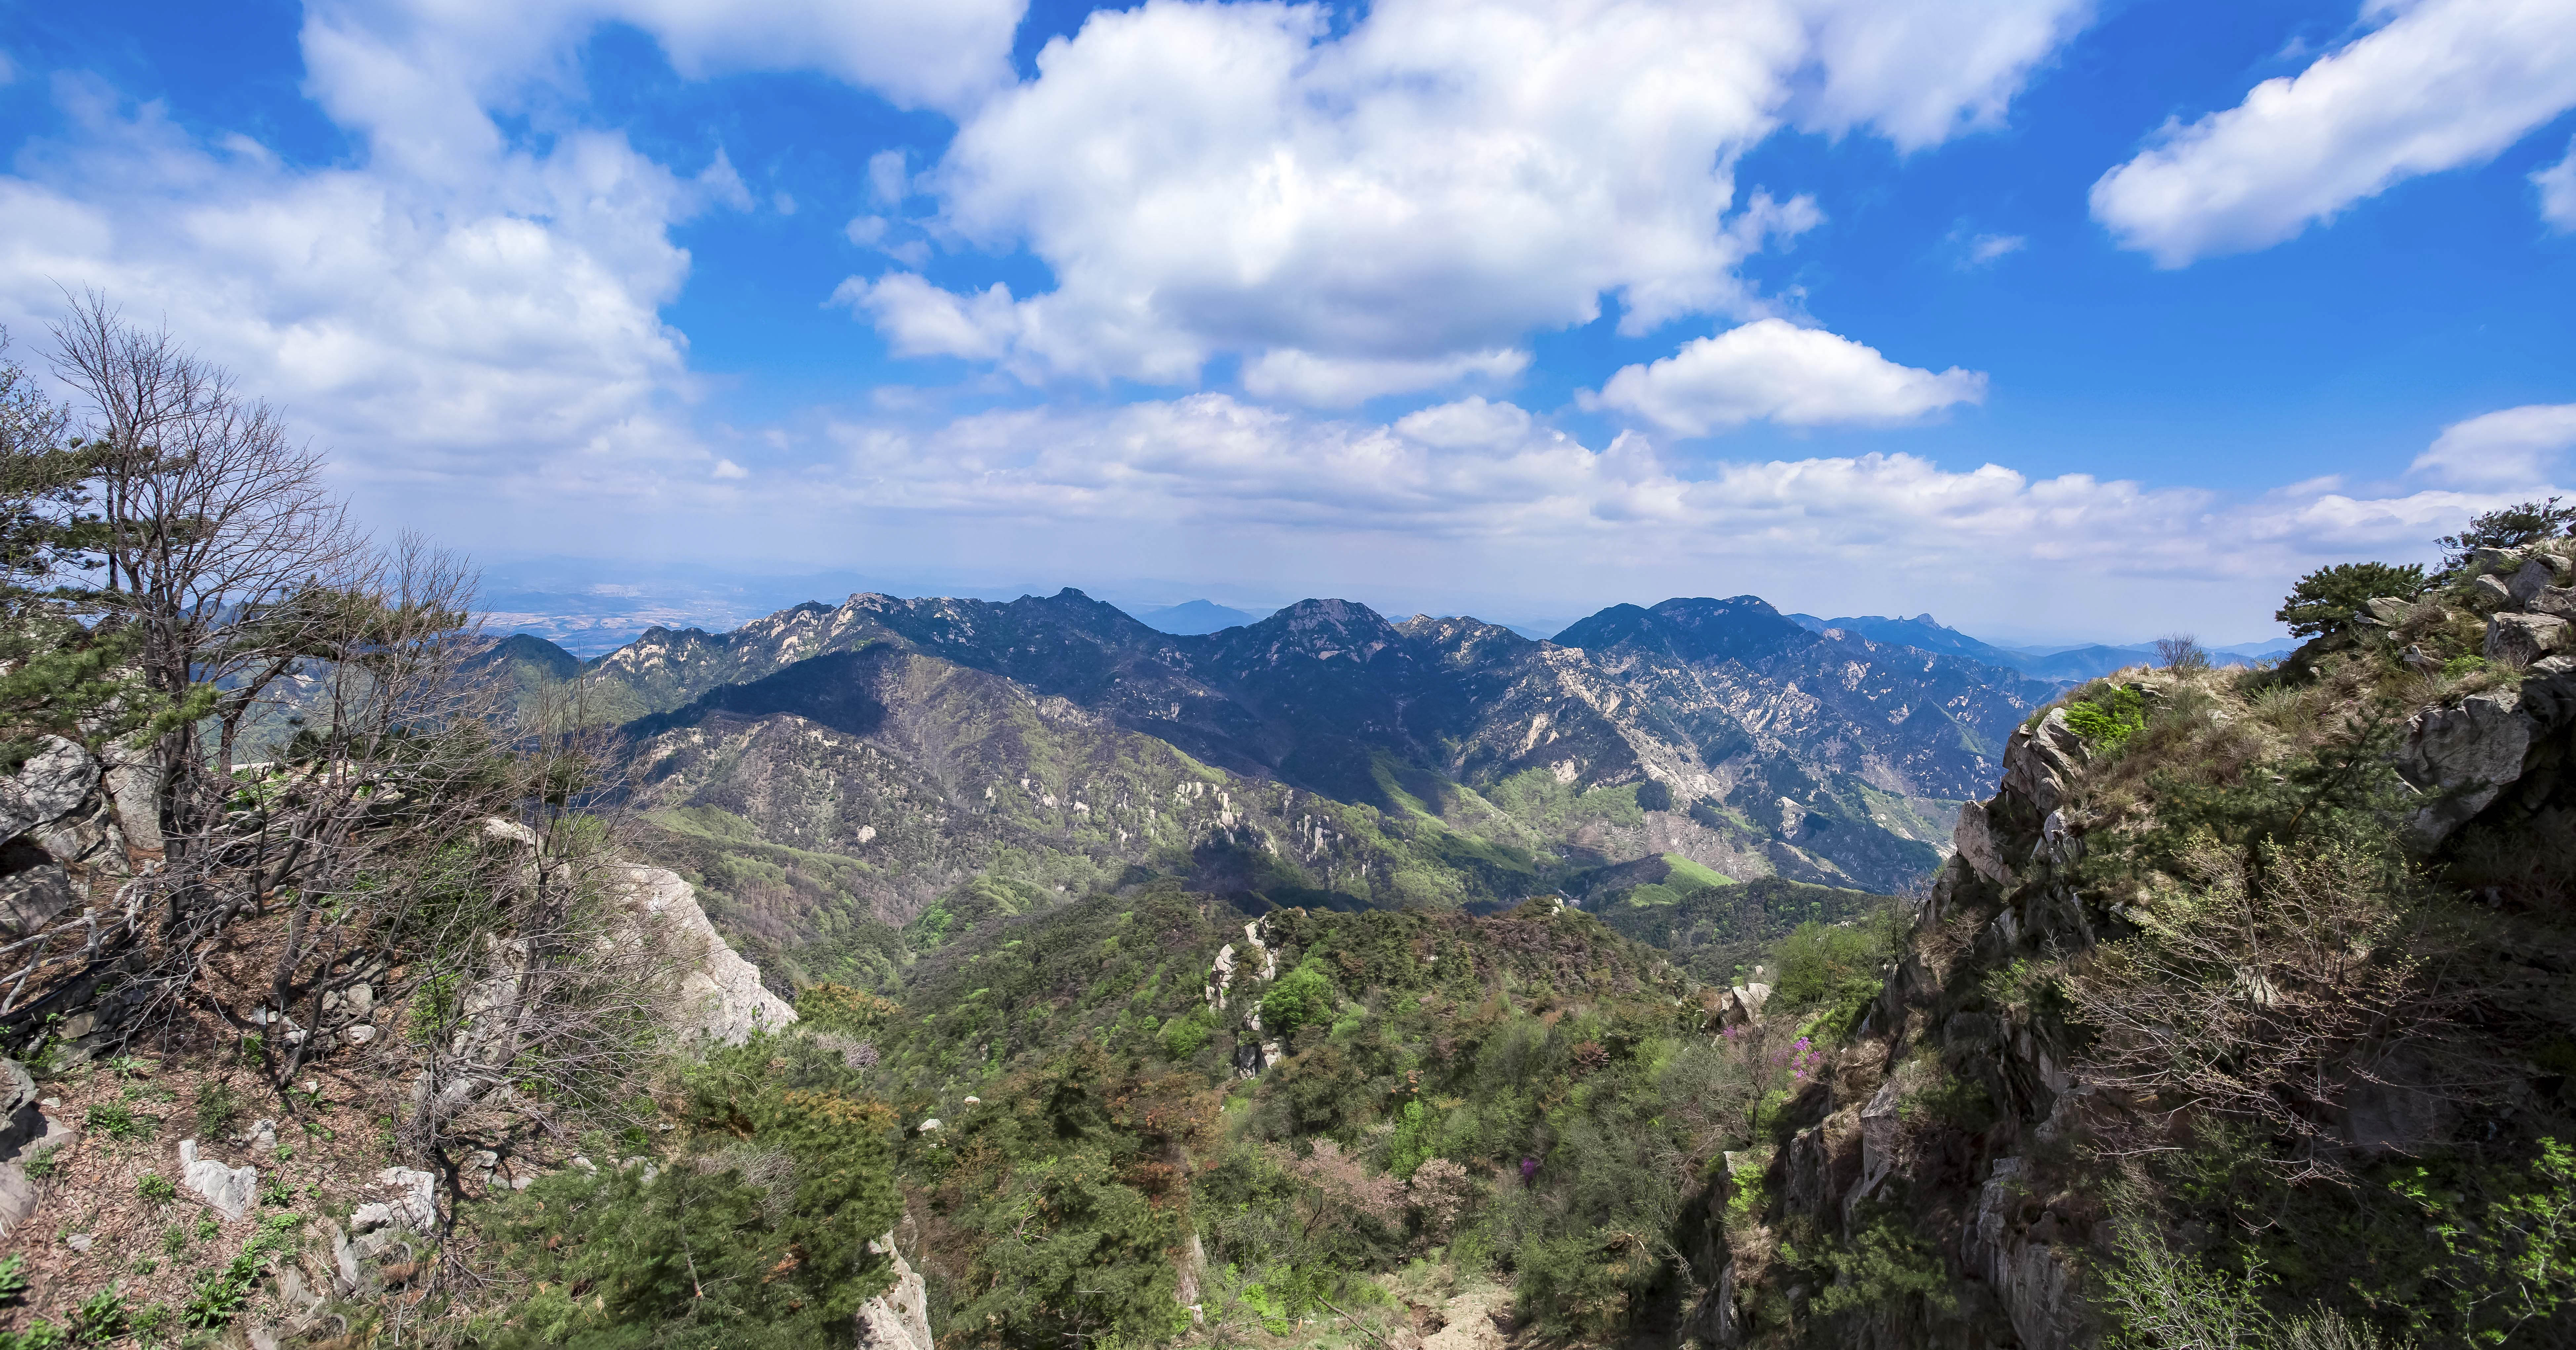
[802,501,2576,1350]
[487,588,2055,986]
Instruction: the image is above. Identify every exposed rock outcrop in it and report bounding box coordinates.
[614,864,797,1045]
[854,1233,934,1350]
[180,1139,260,1221]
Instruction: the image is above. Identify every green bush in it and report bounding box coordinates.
[2274,562,2428,638]
[1767,917,1898,1016]
[1258,957,1336,1040]
[192,1081,239,1138]
[792,983,899,1034]
[67,1287,126,1344]
[183,1214,301,1330]
[2065,685,2149,749]
[135,1173,175,1204]
[1156,1006,1216,1060]
[1811,1215,1956,1315]
[81,1101,151,1142]
[481,1035,902,1349]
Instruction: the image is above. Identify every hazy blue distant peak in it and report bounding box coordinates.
[1127,599,1266,635]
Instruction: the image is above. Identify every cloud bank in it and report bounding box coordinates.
[2091,0,2576,266]
[850,0,2089,398]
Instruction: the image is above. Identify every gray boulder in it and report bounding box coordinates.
[0,1059,37,1157]
[2397,690,2533,845]
[2001,709,2087,819]
[0,858,74,939]
[0,738,97,845]
[180,1139,259,1221]
[351,1166,438,1233]
[2486,613,2572,666]
[2510,557,2573,605]
[1952,798,2012,886]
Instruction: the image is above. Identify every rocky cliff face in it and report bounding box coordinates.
[1697,537,2576,1348]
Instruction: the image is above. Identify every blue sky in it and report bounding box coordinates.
[3,0,2573,649]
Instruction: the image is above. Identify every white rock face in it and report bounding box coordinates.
[377,1166,438,1230]
[1966,1158,2086,1350]
[179,1140,258,1221]
[1205,943,1236,1011]
[853,1233,934,1350]
[1951,799,2009,886]
[616,865,798,1045]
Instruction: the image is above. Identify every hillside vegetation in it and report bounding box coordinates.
[489,584,2048,949]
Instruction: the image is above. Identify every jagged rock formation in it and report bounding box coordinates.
[613,864,798,1043]
[1700,536,2576,1348]
[853,1232,935,1350]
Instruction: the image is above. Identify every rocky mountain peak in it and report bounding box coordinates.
[1548,596,1814,666]
[1221,598,1406,664]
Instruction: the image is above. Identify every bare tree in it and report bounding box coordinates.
[2154,634,2212,674]
[2066,834,2467,1179]
[47,291,362,851]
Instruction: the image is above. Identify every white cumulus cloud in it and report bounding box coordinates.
[778,391,2553,635]
[1585,319,1989,437]
[0,0,1018,512]
[847,0,2088,395]
[2090,0,2576,267]
[2411,402,2576,487]
[1242,349,1531,409]
[2537,135,2576,230]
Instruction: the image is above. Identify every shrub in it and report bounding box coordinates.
[2274,563,2429,638]
[2385,1138,2576,1343]
[2438,496,2576,566]
[1259,957,1336,1041]
[67,1287,126,1343]
[192,1082,238,1138]
[0,1254,27,1302]
[2065,686,2149,748]
[1634,780,1673,812]
[1157,1006,1216,1061]
[481,1036,903,1349]
[794,983,899,1034]
[1408,1158,1474,1242]
[183,1214,302,1330]
[1811,1215,1957,1315]
[2154,635,2212,673]
[82,1101,150,1142]
[135,1173,176,1204]
[1767,919,1894,1013]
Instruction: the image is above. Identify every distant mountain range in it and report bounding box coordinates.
[1784,611,2299,683]
[1128,599,2294,685]
[1128,598,1262,634]
[476,589,2103,984]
